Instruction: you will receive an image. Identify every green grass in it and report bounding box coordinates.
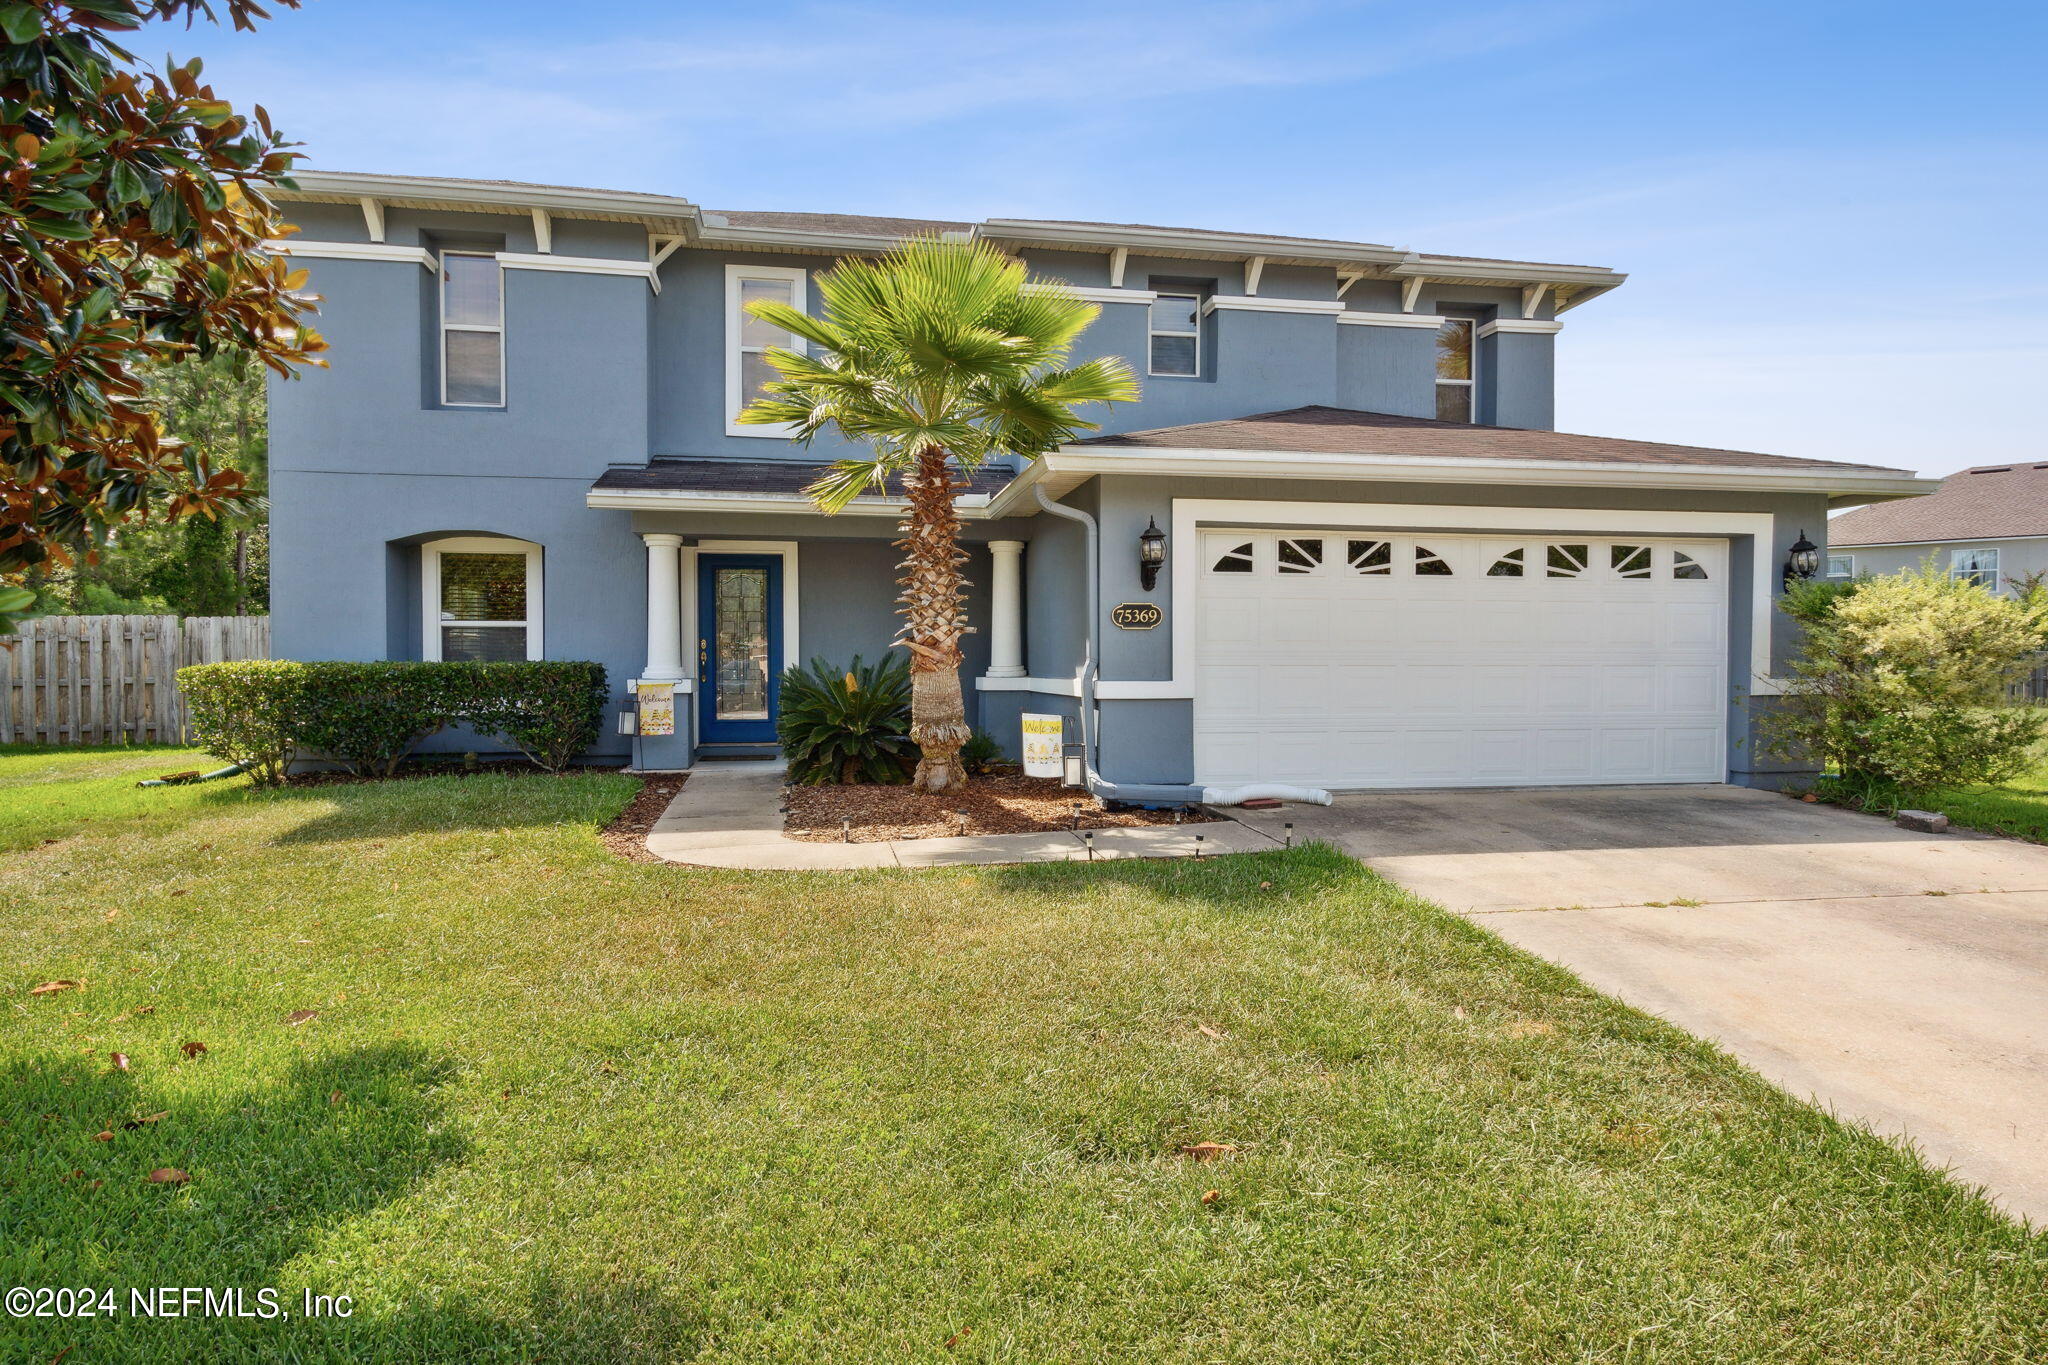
[1925,752,2048,842]
[3,748,2043,1362]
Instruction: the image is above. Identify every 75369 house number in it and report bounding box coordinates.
[1110,602,1162,630]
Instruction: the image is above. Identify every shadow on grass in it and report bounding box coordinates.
[267,771,633,846]
[979,839,1367,910]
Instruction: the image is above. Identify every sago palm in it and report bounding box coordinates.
[738,237,1138,793]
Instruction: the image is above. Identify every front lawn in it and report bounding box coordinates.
[1926,748,2048,843]
[3,748,2042,1362]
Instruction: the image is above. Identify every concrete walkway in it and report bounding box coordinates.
[644,761,1282,869]
[1226,784,2048,1225]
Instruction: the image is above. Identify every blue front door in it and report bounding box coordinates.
[697,554,783,744]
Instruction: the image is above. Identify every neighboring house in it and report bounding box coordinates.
[1826,462,2048,593]
[265,171,1935,795]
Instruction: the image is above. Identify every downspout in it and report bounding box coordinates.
[1032,486,1329,808]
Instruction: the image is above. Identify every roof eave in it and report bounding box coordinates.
[279,170,703,232]
[1045,445,1936,499]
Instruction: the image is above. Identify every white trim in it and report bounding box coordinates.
[497,252,660,289]
[1337,311,1446,328]
[648,234,685,270]
[1147,288,1202,379]
[1022,282,1157,304]
[974,675,1082,696]
[530,208,552,254]
[1200,294,1346,317]
[358,197,385,243]
[1520,283,1548,320]
[1041,445,1933,498]
[628,677,694,695]
[725,263,808,438]
[1949,545,2000,588]
[438,251,505,409]
[1108,245,1128,289]
[263,239,436,270]
[1401,276,1426,312]
[689,539,800,673]
[586,488,996,517]
[1478,317,1563,338]
[1168,499,1785,702]
[1243,256,1266,296]
[986,540,1025,678]
[421,535,542,663]
[1096,680,1193,699]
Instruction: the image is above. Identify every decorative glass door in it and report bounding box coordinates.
[696,554,782,743]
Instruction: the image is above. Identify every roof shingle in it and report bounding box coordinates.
[1829,463,2048,545]
[1073,406,1912,474]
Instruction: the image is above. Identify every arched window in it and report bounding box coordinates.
[422,536,543,661]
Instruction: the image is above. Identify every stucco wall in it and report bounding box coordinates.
[1828,537,2048,592]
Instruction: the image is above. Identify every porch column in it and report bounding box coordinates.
[640,532,685,682]
[987,539,1025,678]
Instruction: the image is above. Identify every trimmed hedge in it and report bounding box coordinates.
[178,660,608,785]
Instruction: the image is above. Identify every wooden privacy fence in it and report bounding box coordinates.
[0,615,270,746]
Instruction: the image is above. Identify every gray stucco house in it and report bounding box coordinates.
[266,171,1935,796]
[1827,462,2048,594]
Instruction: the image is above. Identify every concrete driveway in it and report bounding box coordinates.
[1228,785,2048,1225]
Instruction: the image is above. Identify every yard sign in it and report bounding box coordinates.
[1020,712,1064,778]
[637,682,676,737]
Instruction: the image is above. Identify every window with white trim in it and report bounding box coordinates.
[1148,291,1202,377]
[726,263,807,436]
[1826,553,1855,578]
[439,252,504,407]
[1951,546,1999,589]
[1434,317,1476,423]
[422,537,541,661]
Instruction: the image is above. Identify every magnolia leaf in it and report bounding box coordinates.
[145,1167,190,1185]
[29,980,83,996]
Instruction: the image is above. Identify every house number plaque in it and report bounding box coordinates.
[1110,602,1162,631]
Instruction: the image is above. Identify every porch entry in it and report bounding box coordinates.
[697,554,783,744]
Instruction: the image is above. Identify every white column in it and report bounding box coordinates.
[640,532,684,682]
[987,539,1025,678]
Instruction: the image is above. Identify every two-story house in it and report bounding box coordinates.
[266,171,1934,797]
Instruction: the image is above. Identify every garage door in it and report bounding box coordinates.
[1194,530,1728,789]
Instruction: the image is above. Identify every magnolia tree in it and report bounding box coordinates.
[0,0,322,632]
[1767,566,2048,794]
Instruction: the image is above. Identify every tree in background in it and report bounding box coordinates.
[0,0,321,633]
[738,238,1137,793]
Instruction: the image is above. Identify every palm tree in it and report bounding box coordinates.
[738,238,1138,793]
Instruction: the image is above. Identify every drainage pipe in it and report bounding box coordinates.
[137,762,247,788]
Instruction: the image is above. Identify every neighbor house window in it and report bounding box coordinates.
[1826,553,1856,578]
[1951,547,1999,589]
[440,252,504,407]
[1148,291,1202,377]
[1435,317,1475,423]
[726,263,808,436]
[423,537,541,661]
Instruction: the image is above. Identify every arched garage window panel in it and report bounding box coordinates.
[421,536,543,662]
[1673,551,1709,580]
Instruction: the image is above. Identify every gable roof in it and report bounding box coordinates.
[1073,406,1913,474]
[1829,462,2048,546]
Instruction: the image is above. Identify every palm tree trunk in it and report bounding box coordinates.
[898,443,973,793]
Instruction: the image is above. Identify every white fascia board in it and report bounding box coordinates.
[977,219,1410,268]
[1395,256,1625,289]
[1201,295,1346,317]
[1477,318,1563,337]
[283,171,701,225]
[498,252,660,291]
[971,674,1187,699]
[1022,282,1158,304]
[974,675,1082,696]
[585,487,996,518]
[263,239,436,270]
[1337,311,1447,329]
[1043,446,1937,498]
[696,224,909,255]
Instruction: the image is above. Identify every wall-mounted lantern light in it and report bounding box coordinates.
[1138,517,1167,592]
[1783,530,1820,590]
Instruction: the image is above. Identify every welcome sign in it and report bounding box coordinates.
[637,682,676,737]
[1020,713,1064,778]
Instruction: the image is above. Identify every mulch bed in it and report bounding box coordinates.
[784,775,1213,843]
[598,773,689,862]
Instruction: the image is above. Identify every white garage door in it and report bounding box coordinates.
[1194,529,1729,789]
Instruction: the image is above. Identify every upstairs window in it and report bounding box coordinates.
[1951,547,1999,589]
[726,264,808,436]
[1148,291,1202,377]
[423,537,541,661]
[440,253,504,407]
[1434,317,1476,423]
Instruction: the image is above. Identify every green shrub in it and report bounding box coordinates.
[179,659,608,781]
[177,660,308,786]
[961,729,1005,775]
[1766,565,2048,792]
[777,654,914,785]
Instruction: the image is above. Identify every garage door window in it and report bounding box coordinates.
[1673,551,1709,580]
[1348,540,1392,574]
[1277,538,1324,573]
[1488,548,1526,577]
[1211,541,1255,573]
[1611,544,1652,578]
[1546,544,1589,577]
[1415,546,1454,576]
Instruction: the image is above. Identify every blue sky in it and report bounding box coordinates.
[162,0,2045,475]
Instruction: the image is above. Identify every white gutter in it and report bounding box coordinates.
[1041,445,1937,500]
[281,170,701,227]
